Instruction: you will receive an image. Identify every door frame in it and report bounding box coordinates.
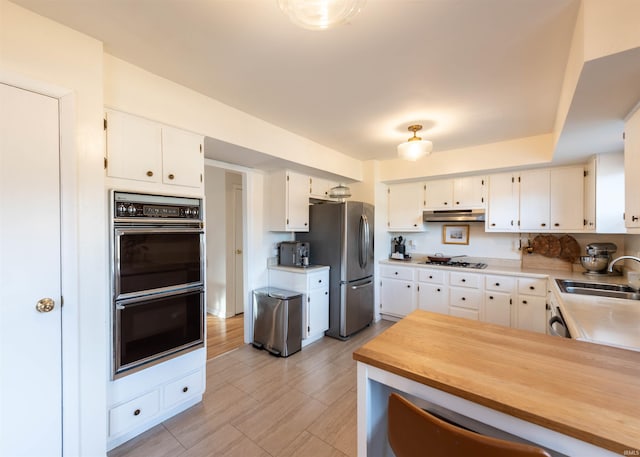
[1,72,81,456]
[231,183,244,316]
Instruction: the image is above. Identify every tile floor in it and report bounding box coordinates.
[108,320,393,457]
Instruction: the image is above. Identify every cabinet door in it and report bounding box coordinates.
[417,283,448,315]
[454,176,485,208]
[625,108,640,228]
[106,110,162,183]
[486,173,519,231]
[307,287,329,337]
[161,127,203,188]
[380,278,416,317]
[309,176,337,200]
[516,295,546,333]
[387,182,425,231]
[286,171,310,231]
[549,167,584,231]
[424,179,453,209]
[519,169,550,231]
[483,292,512,327]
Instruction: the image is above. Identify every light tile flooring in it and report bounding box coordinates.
[108,320,393,457]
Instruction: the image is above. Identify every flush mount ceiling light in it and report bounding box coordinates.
[277,0,366,31]
[397,124,433,161]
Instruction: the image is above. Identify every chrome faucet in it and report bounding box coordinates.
[608,255,640,272]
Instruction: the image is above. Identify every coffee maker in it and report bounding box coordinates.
[390,236,408,260]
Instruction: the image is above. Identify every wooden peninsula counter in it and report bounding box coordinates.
[353,310,640,456]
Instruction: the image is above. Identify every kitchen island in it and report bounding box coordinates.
[353,310,640,456]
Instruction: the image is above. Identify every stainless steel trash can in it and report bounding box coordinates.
[252,287,302,357]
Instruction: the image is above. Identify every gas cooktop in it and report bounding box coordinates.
[424,261,488,269]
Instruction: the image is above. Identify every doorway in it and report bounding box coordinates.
[0,83,63,455]
[204,166,246,359]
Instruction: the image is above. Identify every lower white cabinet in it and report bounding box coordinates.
[268,265,330,345]
[380,265,417,317]
[379,262,548,333]
[107,353,205,450]
[516,277,547,333]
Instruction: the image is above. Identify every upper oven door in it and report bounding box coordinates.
[114,226,204,300]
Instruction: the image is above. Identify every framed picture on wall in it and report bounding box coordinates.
[442,224,469,245]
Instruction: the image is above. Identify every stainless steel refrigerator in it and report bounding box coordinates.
[296,201,374,339]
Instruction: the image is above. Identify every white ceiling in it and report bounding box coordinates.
[13,0,623,164]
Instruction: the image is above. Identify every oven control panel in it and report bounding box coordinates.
[113,191,202,220]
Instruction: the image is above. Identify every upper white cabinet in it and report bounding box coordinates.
[267,170,310,232]
[584,153,626,233]
[309,176,338,201]
[625,107,640,230]
[486,172,519,232]
[105,109,203,190]
[387,182,425,232]
[424,176,485,210]
[519,167,584,232]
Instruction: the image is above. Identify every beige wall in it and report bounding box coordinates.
[582,0,640,62]
[0,1,106,455]
[103,54,363,181]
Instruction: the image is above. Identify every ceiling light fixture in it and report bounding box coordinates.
[397,124,433,161]
[277,0,366,31]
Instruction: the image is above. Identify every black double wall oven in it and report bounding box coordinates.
[111,191,205,378]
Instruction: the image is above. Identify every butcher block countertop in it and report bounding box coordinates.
[353,310,640,454]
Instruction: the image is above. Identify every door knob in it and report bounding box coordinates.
[236,249,242,254]
[35,298,55,313]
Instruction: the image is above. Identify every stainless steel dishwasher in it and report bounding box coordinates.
[252,287,302,357]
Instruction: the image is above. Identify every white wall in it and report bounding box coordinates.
[0,1,106,455]
[205,165,227,316]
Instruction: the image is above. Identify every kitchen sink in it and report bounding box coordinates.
[556,279,640,300]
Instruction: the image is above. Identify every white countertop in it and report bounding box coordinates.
[268,264,329,273]
[381,257,640,351]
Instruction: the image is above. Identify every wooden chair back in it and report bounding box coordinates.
[387,393,551,457]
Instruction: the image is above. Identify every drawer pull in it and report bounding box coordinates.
[318,279,322,283]
[522,300,528,304]
[146,170,153,177]
[529,286,535,290]
[168,173,175,180]
[436,288,441,292]
[495,282,500,286]
[406,285,411,288]
[489,296,494,300]
[182,386,189,393]
[461,297,466,301]
[394,272,398,275]
[134,409,141,416]
[429,275,433,279]
[325,291,328,295]
[461,279,466,283]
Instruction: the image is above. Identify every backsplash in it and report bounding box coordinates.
[391,223,628,263]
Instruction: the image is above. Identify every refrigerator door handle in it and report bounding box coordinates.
[359,214,369,269]
[363,214,370,269]
[351,280,373,290]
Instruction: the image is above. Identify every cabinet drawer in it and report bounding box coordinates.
[380,265,414,281]
[417,269,446,284]
[449,287,482,310]
[449,272,481,289]
[308,271,328,290]
[484,275,515,292]
[163,370,204,410]
[449,306,479,321]
[517,277,547,297]
[109,390,160,437]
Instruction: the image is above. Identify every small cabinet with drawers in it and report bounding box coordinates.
[516,277,547,333]
[448,271,482,320]
[417,269,449,315]
[268,265,330,345]
[483,275,515,327]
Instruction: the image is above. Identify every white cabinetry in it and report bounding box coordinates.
[267,170,310,232]
[483,275,515,327]
[625,107,640,229]
[268,266,330,345]
[105,109,203,192]
[448,271,482,320]
[515,277,547,333]
[584,153,626,233]
[380,265,416,318]
[486,173,519,232]
[309,176,338,200]
[107,351,205,450]
[386,182,425,232]
[416,269,449,315]
[424,176,485,210]
[519,167,584,232]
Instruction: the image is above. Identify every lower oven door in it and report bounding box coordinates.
[114,287,204,378]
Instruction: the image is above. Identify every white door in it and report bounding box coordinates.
[233,185,244,316]
[0,83,62,456]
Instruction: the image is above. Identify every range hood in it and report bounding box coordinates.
[423,209,485,222]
